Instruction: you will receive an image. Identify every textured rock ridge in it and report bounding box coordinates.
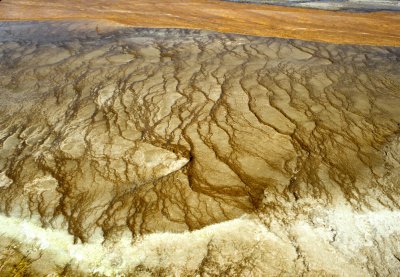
[0,21,400,275]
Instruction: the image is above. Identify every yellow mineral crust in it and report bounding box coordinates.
[0,0,400,46]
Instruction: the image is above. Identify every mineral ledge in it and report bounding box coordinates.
[0,21,400,276]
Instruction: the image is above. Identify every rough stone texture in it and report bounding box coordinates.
[0,21,400,276]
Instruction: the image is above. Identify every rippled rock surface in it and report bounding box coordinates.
[1,20,400,275]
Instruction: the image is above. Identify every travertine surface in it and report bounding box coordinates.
[1,0,400,46]
[0,21,400,276]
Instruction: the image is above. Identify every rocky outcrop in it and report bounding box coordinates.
[0,21,400,276]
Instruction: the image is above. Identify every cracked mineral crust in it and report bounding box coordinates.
[0,20,400,276]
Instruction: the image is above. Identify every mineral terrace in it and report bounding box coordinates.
[0,2,400,277]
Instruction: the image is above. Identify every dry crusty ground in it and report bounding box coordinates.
[0,20,400,276]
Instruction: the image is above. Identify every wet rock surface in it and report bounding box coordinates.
[225,0,400,11]
[0,20,400,275]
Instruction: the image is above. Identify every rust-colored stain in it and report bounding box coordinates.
[0,0,399,46]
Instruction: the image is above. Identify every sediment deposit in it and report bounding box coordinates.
[1,0,400,46]
[0,21,400,275]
